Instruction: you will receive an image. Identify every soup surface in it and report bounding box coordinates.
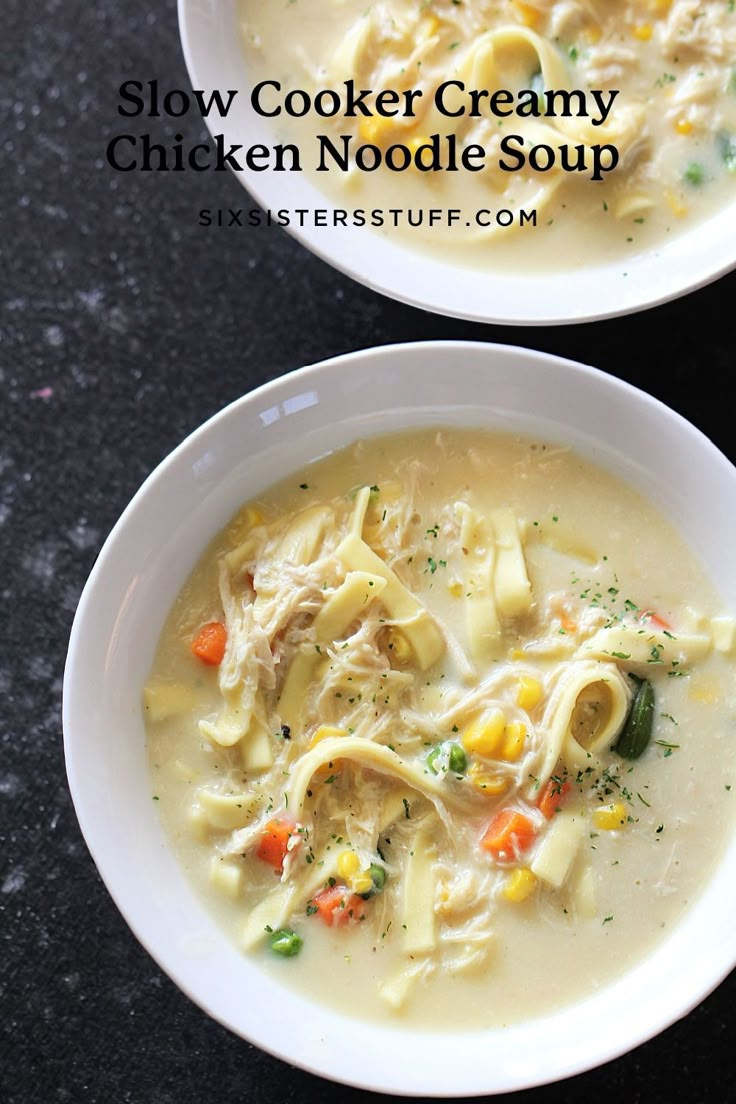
[145,429,736,1029]
[239,0,736,272]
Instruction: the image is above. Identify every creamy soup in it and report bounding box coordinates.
[238,0,736,272]
[144,429,736,1029]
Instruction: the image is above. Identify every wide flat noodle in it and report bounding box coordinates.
[336,532,445,669]
[199,564,274,763]
[578,625,711,667]
[527,659,632,794]
[284,736,469,816]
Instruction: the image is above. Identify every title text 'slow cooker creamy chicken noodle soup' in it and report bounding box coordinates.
[238,0,736,271]
[144,429,736,1028]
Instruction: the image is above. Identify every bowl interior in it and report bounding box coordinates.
[63,341,736,1096]
[177,0,736,325]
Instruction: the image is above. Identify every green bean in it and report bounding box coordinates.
[718,131,736,173]
[426,746,442,774]
[614,677,654,760]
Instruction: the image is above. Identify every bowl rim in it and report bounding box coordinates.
[176,0,736,326]
[63,339,736,1096]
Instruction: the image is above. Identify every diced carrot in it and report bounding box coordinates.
[558,608,577,634]
[641,610,671,632]
[191,621,227,665]
[480,808,537,862]
[309,884,367,926]
[256,817,296,873]
[550,596,577,635]
[538,778,572,819]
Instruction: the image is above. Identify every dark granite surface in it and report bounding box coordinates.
[2,1,735,1101]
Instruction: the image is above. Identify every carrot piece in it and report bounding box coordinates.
[558,608,577,635]
[480,808,537,861]
[309,885,367,926]
[550,595,577,635]
[538,778,572,819]
[641,610,671,632]
[256,817,296,873]
[191,621,227,665]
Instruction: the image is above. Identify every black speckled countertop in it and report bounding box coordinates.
[2,2,735,1101]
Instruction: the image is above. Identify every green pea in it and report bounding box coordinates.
[683,162,704,186]
[448,742,467,773]
[369,863,386,891]
[270,929,303,957]
[361,863,387,899]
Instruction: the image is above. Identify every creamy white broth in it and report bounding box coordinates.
[238,0,736,273]
[145,429,736,1030]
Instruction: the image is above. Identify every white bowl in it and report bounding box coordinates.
[176,0,736,326]
[63,340,736,1097]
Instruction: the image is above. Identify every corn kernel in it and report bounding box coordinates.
[227,504,265,544]
[387,628,412,664]
[509,648,526,661]
[243,506,264,527]
[689,679,719,705]
[581,24,601,45]
[665,189,688,218]
[633,23,652,41]
[593,802,628,830]
[503,868,537,902]
[359,116,393,146]
[447,580,463,598]
[517,675,543,711]
[349,871,373,895]
[310,724,347,748]
[462,709,506,757]
[513,1,540,28]
[337,850,360,878]
[675,117,693,135]
[406,134,432,171]
[468,762,509,795]
[501,721,527,762]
